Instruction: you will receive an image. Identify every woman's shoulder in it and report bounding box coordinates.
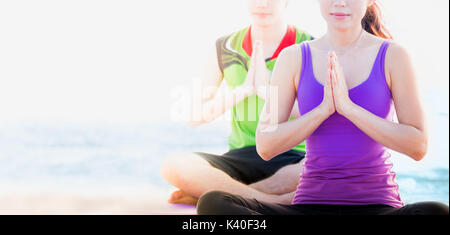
[383,39,415,89]
[278,44,306,91]
[280,37,318,61]
[381,38,413,75]
[279,43,303,64]
[364,34,409,57]
[385,40,411,60]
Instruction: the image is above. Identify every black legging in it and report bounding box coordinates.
[197,191,449,215]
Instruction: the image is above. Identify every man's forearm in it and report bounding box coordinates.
[189,86,253,127]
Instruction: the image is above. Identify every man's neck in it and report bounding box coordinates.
[251,21,288,45]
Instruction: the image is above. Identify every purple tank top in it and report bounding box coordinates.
[293,41,403,207]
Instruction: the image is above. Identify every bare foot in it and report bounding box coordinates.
[168,190,198,205]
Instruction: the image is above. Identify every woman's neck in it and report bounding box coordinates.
[251,21,288,45]
[326,25,365,50]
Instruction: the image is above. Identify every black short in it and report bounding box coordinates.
[194,146,305,185]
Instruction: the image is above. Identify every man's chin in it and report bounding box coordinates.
[251,20,277,28]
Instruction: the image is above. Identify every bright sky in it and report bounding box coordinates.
[0,0,448,123]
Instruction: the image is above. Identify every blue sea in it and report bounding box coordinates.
[0,107,448,206]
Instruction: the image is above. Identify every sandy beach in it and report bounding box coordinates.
[0,186,196,215]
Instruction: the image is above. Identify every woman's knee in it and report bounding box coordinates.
[197,191,232,215]
[406,201,449,215]
[421,202,449,215]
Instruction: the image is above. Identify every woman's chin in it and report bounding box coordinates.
[328,21,358,31]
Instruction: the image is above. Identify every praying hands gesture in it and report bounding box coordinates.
[241,40,271,99]
[319,51,356,117]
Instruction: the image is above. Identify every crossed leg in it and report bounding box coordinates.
[160,153,304,205]
[249,160,303,195]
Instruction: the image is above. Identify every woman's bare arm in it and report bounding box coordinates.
[256,45,334,161]
[339,43,428,161]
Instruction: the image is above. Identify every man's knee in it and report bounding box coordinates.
[160,153,209,185]
[160,154,180,183]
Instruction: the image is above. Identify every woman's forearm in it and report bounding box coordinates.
[344,103,428,161]
[189,86,253,127]
[256,106,330,161]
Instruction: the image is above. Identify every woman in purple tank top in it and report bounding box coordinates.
[196,0,448,215]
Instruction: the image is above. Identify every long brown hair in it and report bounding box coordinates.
[362,2,393,39]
